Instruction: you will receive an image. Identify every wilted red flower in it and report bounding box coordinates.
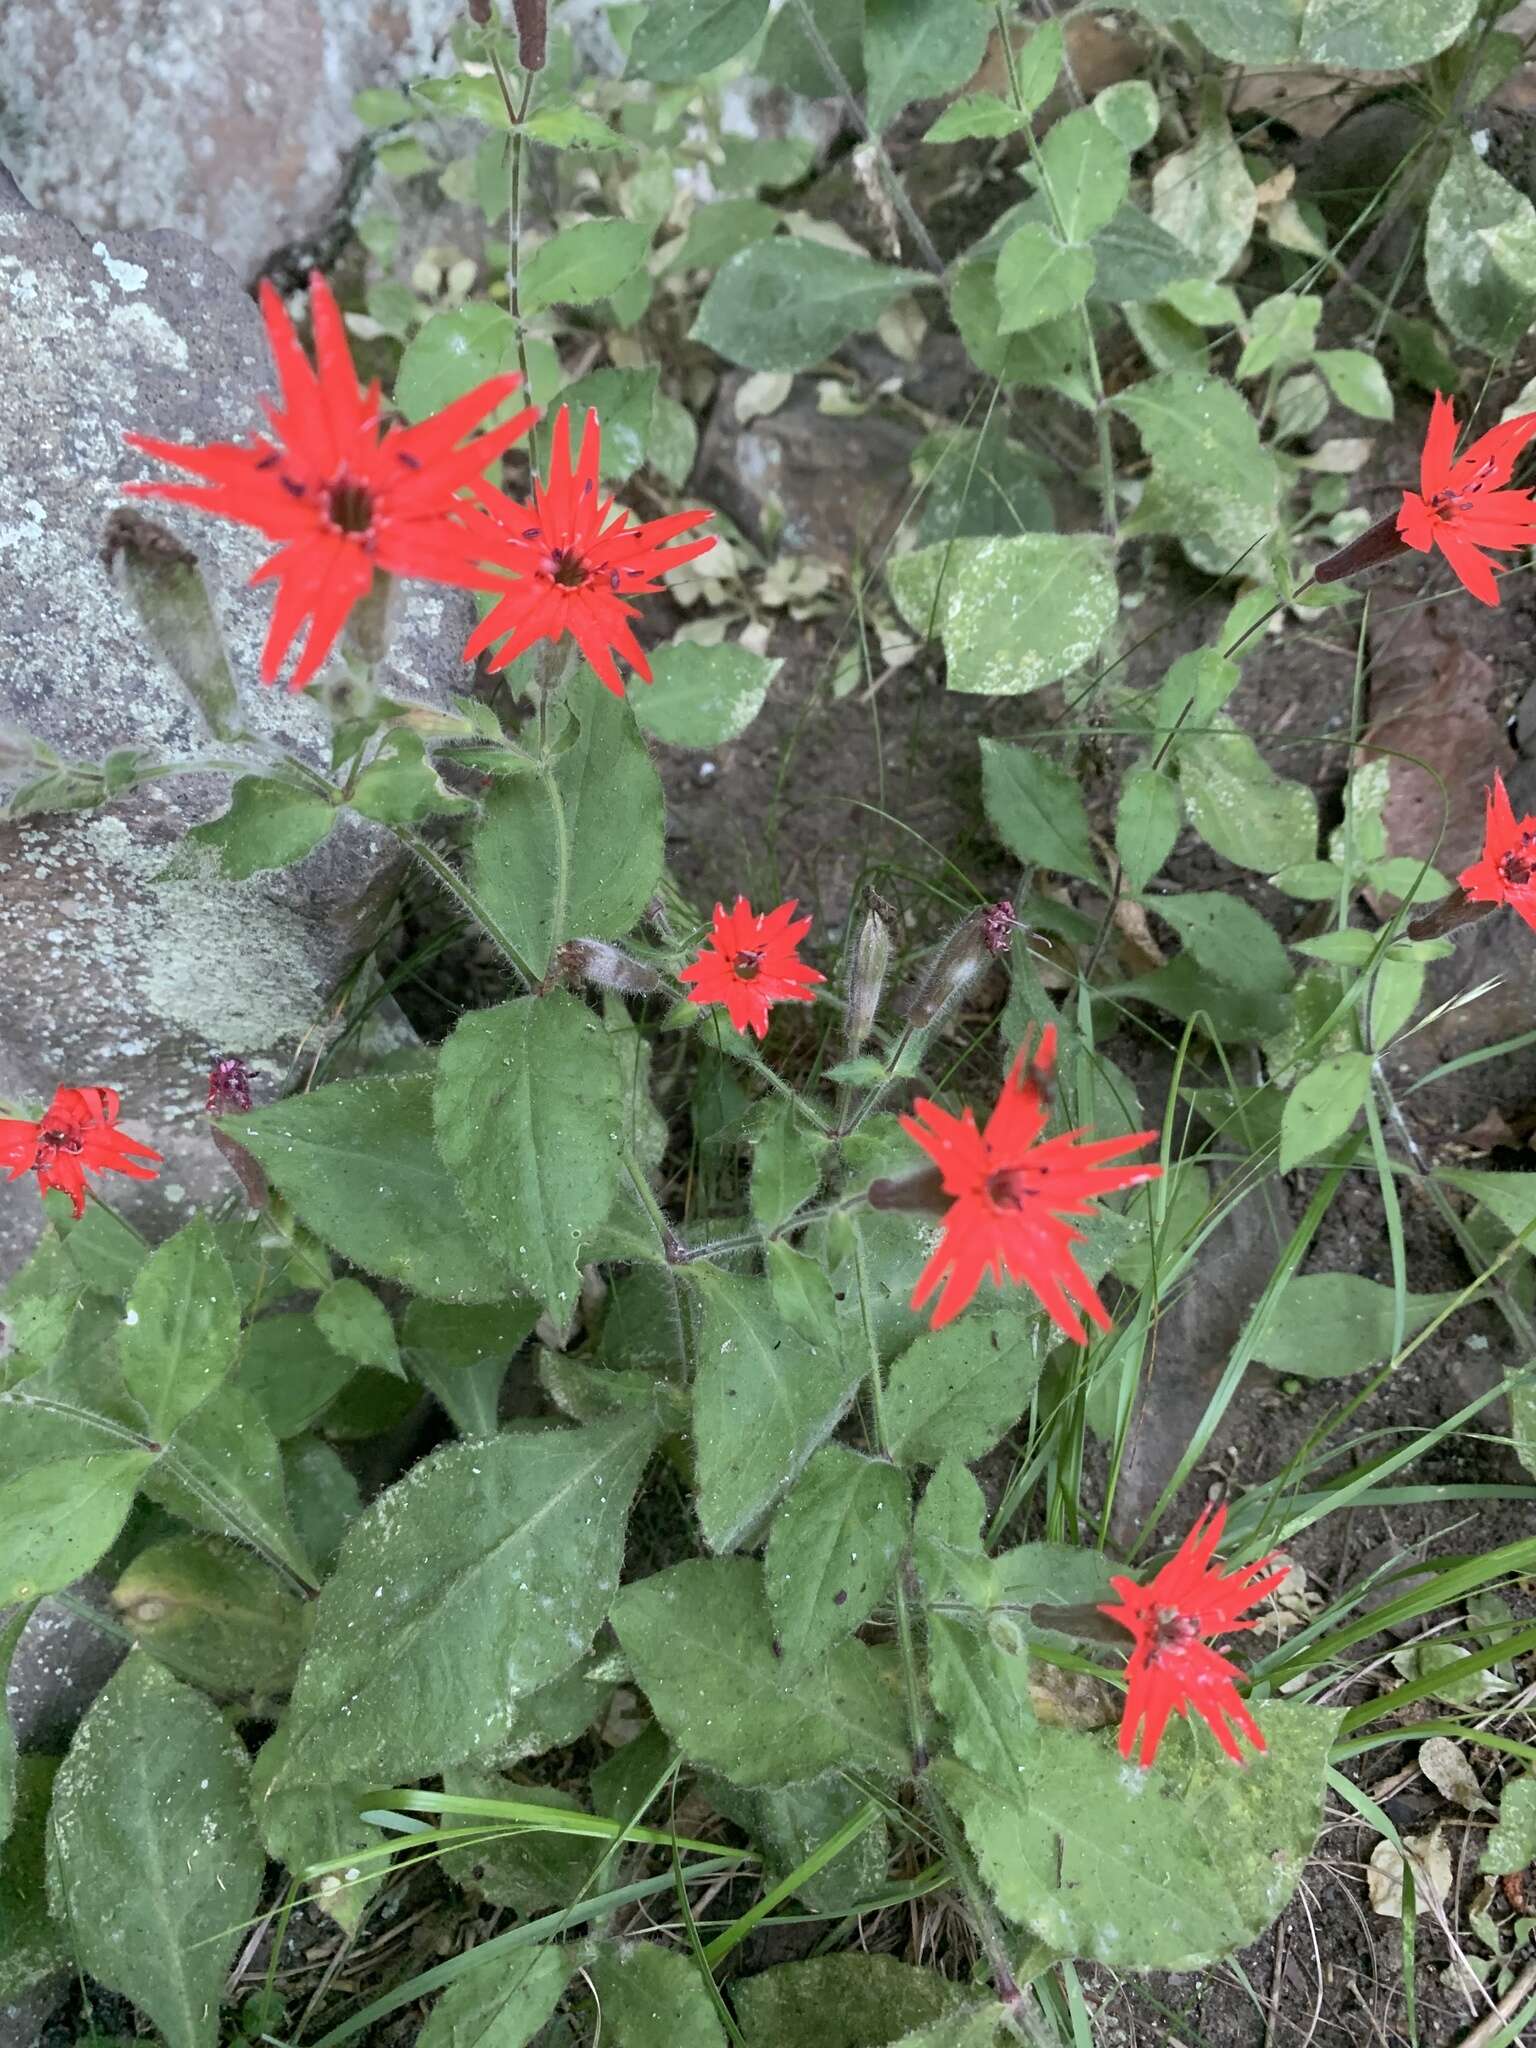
[1100,1504,1286,1769]
[0,1086,162,1220]
[1459,771,1536,931]
[205,1056,255,1116]
[899,1025,1160,1341]
[679,896,825,1038]
[124,272,536,690]
[457,406,714,695]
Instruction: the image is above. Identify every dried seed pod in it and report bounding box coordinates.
[558,938,661,997]
[844,892,895,1052]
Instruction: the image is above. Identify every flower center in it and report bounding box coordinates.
[733,947,765,982]
[1500,850,1534,888]
[1148,1605,1201,1659]
[38,1127,83,1159]
[985,1166,1040,1210]
[324,475,375,537]
[547,545,589,590]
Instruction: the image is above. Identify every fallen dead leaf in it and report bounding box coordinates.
[1420,1736,1497,1815]
[1369,1826,1455,1919]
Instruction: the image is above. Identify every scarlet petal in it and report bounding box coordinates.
[1434,526,1502,605]
[1396,491,1435,553]
[1419,390,1458,498]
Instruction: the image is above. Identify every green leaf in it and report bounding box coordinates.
[234,1313,357,1438]
[1482,1775,1536,1876]
[883,1310,1043,1468]
[924,92,1028,143]
[750,1099,827,1230]
[349,731,474,826]
[1130,0,1477,68]
[668,197,781,272]
[1236,291,1321,380]
[612,1557,908,1787]
[435,991,626,1321]
[588,1942,726,2048]
[440,1774,597,1912]
[948,263,1092,401]
[521,101,623,150]
[315,1277,403,1377]
[734,1954,984,2047]
[354,86,411,126]
[250,1721,380,1933]
[706,1771,888,1915]
[1426,146,1536,360]
[117,1216,239,1441]
[1433,1170,1536,1250]
[693,239,929,373]
[1150,105,1254,278]
[147,1385,316,1586]
[1114,372,1279,576]
[1155,891,1292,994]
[282,1436,360,1575]
[182,776,334,880]
[980,739,1103,885]
[277,1417,655,1785]
[0,1451,152,1604]
[534,366,658,484]
[59,1200,149,1297]
[910,423,1052,545]
[1314,348,1393,421]
[469,672,665,978]
[1095,79,1159,151]
[1115,767,1182,893]
[690,1268,863,1553]
[0,1755,68,2001]
[111,1535,308,1697]
[1087,204,1202,304]
[1032,108,1130,243]
[46,1656,262,2048]
[1370,954,1424,1046]
[887,534,1117,696]
[224,1074,512,1304]
[758,0,865,95]
[935,1649,1340,1968]
[864,0,991,134]
[1246,1273,1460,1381]
[1179,722,1318,873]
[765,1445,906,1668]
[396,303,522,422]
[0,1605,28,1845]
[634,641,781,748]
[522,219,653,316]
[994,224,1095,334]
[629,0,769,82]
[418,1954,573,2048]
[1279,1052,1373,1171]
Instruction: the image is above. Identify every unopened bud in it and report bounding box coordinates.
[901,909,993,1029]
[1406,884,1498,943]
[558,938,661,997]
[511,0,547,70]
[867,1164,947,1216]
[844,893,895,1052]
[1314,509,1409,588]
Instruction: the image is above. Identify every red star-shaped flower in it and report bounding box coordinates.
[1396,392,1536,606]
[1460,771,1536,931]
[899,1026,1160,1342]
[679,897,825,1039]
[0,1086,162,1220]
[123,272,537,690]
[1100,1504,1286,1769]
[457,406,714,694]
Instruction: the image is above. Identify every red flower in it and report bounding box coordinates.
[124,272,536,690]
[899,1026,1160,1342]
[1397,392,1536,606]
[1459,771,1536,931]
[457,406,714,695]
[0,1086,163,1220]
[679,897,825,1038]
[1100,1504,1287,1769]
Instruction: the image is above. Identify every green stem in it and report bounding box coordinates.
[623,1150,685,1263]
[920,1786,1046,2042]
[490,50,538,394]
[390,824,536,990]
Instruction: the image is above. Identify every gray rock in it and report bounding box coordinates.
[2,1579,124,1753]
[0,184,460,1278]
[0,0,459,284]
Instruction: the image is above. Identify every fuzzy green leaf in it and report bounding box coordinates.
[182,776,334,880]
[765,1445,907,1668]
[864,0,991,135]
[883,1310,1044,1468]
[887,535,1117,696]
[693,239,929,373]
[629,0,769,81]
[981,739,1103,885]
[1279,1052,1373,1171]
[117,1216,239,1441]
[521,219,653,316]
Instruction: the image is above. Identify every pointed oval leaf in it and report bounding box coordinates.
[765,1445,907,1668]
[118,1216,240,1441]
[46,1655,262,2048]
[887,535,1117,696]
[693,240,930,373]
[1278,1051,1372,1171]
[884,1310,1044,1469]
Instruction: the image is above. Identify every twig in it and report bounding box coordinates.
[1457,1960,1536,2048]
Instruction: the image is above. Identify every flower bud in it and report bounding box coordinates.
[900,909,993,1029]
[1314,509,1409,587]
[844,893,895,1052]
[511,0,547,70]
[1406,884,1499,943]
[558,938,661,997]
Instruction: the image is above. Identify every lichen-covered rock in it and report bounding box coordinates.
[0,179,460,1277]
[0,0,458,283]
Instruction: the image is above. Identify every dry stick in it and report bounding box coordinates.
[1456,1960,1536,2048]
